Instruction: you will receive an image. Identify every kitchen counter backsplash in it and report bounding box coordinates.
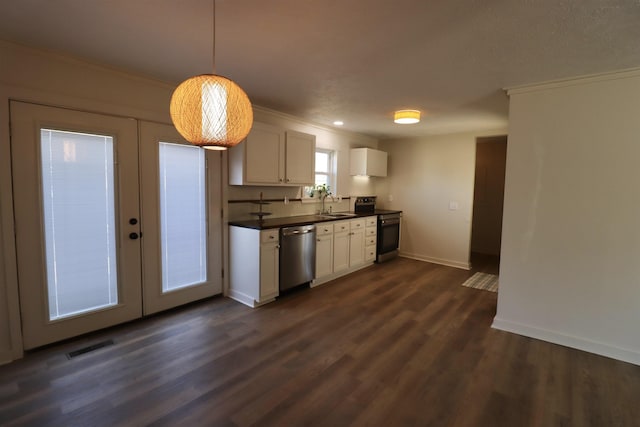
[228,197,353,222]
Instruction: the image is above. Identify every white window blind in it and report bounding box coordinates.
[41,129,118,320]
[159,142,207,292]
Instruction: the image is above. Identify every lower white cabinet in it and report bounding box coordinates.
[229,216,378,304]
[349,219,366,267]
[229,226,279,307]
[314,216,377,286]
[333,226,350,274]
[259,235,279,300]
[365,216,377,262]
[315,223,334,279]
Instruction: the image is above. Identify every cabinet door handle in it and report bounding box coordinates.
[317,238,321,242]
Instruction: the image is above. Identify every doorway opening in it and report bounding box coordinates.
[470,135,507,276]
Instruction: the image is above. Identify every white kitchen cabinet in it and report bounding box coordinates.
[350,148,388,177]
[260,233,280,300]
[315,225,334,280]
[333,224,350,274]
[228,122,315,186]
[284,130,316,184]
[348,219,366,267]
[365,216,377,262]
[327,217,376,279]
[228,226,280,307]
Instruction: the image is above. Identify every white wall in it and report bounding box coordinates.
[494,69,640,366]
[377,129,506,269]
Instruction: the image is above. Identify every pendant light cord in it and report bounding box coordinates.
[212,0,216,75]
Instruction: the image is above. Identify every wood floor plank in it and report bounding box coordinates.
[1,257,640,426]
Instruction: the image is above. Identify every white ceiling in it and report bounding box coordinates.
[1,0,639,139]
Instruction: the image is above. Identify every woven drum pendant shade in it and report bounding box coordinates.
[170,74,253,149]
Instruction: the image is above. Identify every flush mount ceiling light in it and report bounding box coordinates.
[333,120,344,126]
[170,0,253,150]
[394,110,420,124]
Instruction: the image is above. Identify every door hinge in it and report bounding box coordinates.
[221,208,224,219]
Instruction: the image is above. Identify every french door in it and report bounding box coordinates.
[139,121,221,314]
[10,102,221,349]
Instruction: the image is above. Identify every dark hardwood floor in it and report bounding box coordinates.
[1,257,639,426]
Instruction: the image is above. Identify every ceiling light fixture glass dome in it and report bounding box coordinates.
[394,110,420,124]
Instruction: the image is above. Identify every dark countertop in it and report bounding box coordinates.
[229,210,402,230]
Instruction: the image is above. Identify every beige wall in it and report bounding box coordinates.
[494,69,640,366]
[377,129,507,269]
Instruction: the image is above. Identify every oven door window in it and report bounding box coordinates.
[379,222,400,253]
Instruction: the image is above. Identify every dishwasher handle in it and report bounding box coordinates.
[281,225,316,237]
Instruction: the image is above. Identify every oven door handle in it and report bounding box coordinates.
[380,218,400,225]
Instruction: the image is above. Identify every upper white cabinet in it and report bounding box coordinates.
[350,147,388,177]
[229,122,316,186]
[284,130,316,184]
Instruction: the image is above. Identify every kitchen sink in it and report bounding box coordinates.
[318,213,357,219]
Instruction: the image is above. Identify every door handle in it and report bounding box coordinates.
[129,232,140,240]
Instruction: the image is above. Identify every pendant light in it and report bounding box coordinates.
[170,0,253,150]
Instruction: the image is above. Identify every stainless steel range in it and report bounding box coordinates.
[354,196,401,263]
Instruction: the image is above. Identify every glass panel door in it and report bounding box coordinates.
[139,121,222,315]
[41,129,118,320]
[11,102,142,350]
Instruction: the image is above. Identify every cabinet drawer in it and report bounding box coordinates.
[350,219,365,229]
[366,236,376,246]
[317,223,334,235]
[366,216,377,227]
[334,221,350,233]
[365,247,376,261]
[261,229,279,243]
[365,227,377,237]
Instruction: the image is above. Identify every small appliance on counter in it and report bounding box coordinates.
[354,196,401,263]
[354,196,376,214]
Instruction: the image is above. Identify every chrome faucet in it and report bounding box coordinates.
[320,196,334,214]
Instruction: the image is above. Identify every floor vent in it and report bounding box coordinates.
[66,339,114,359]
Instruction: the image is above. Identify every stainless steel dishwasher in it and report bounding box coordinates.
[279,224,316,291]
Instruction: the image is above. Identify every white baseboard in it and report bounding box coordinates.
[311,261,375,288]
[399,252,470,270]
[492,317,640,366]
[228,289,277,308]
